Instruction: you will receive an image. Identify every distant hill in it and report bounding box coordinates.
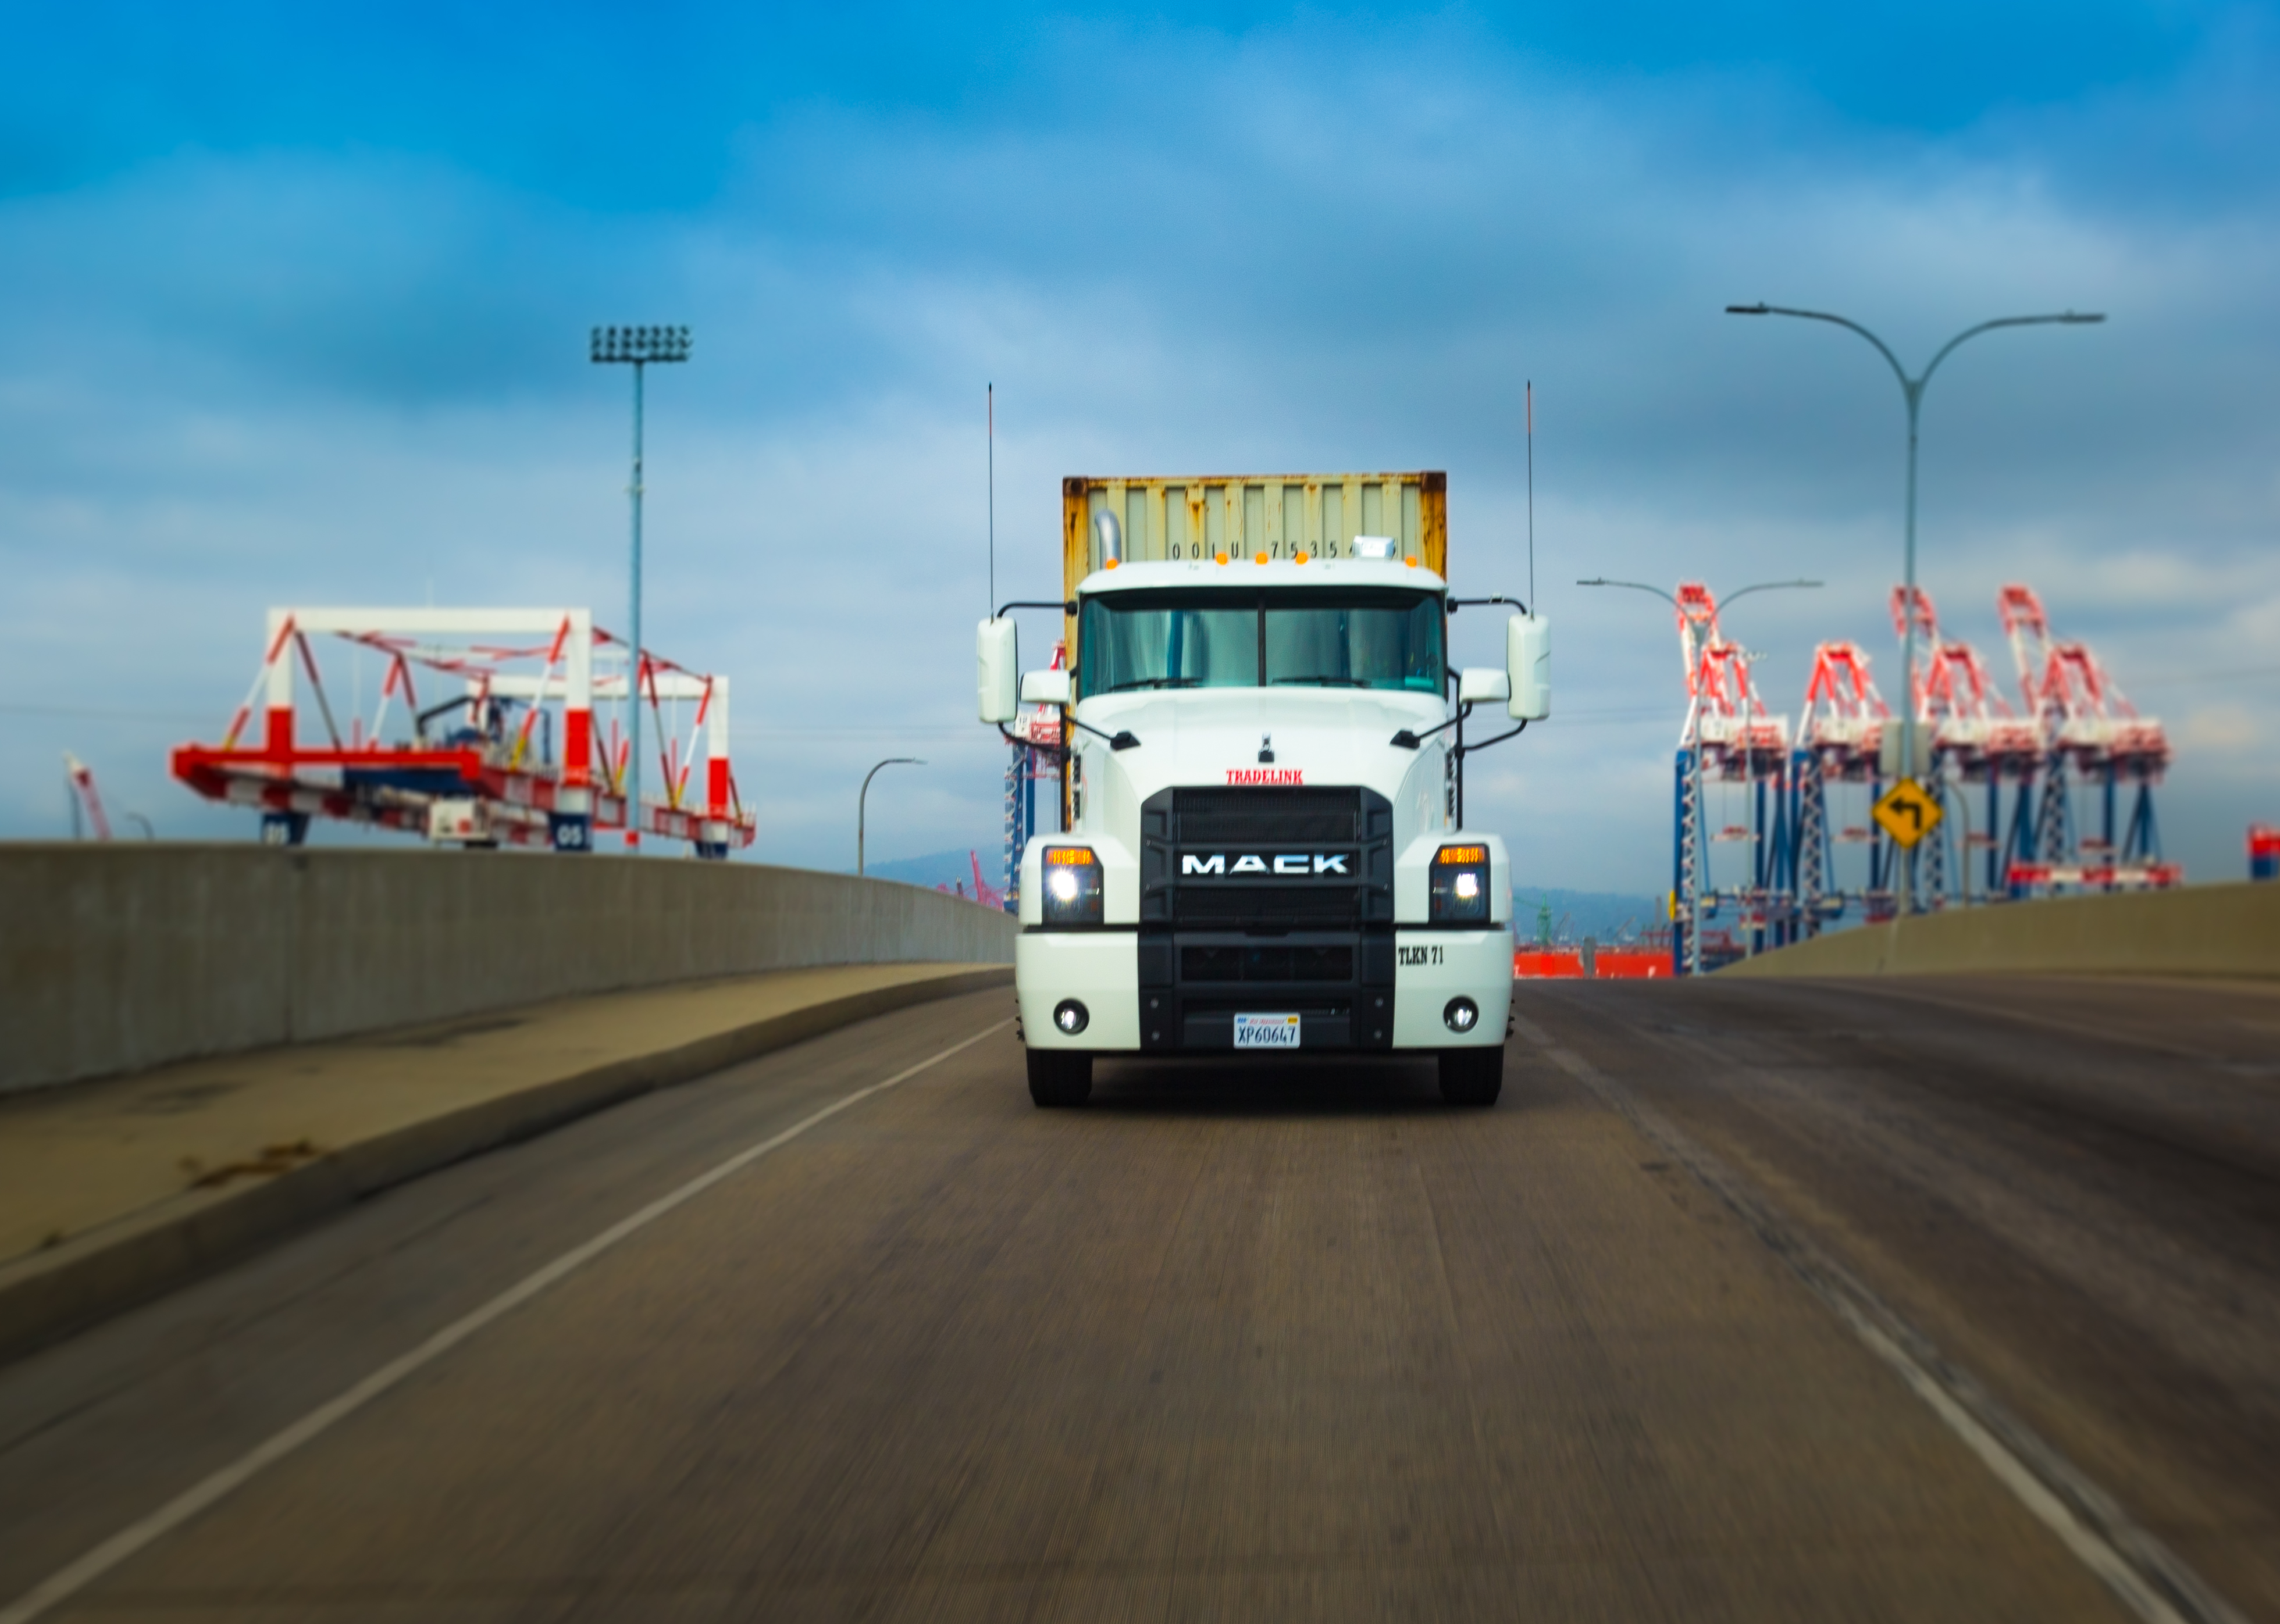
[857,846,998,895]
[1512,887,1665,945]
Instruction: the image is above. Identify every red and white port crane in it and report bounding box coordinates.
[1670,583,1791,969]
[1650,579,2182,968]
[64,752,113,841]
[1787,640,1891,928]
[1996,585,2177,893]
[1888,587,2041,899]
[1000,638,1067,912]
[170,607,754,856]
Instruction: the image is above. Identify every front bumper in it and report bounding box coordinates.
[1017,927,1510,1052]
[1016,932,1140,1050]
[1389,929,1512,1048]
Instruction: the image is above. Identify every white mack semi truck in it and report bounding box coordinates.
[977,472,1548,1109]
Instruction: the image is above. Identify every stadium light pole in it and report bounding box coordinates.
[1579,576,1820,976]
[858,758,925,877]
[591,324,692,851]
[1723,302,2103,911]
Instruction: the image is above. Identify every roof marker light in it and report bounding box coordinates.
[1216,552,1228,565]
[1255,551,1269,565]
[1405,556,1418,567]
[1295,551,1310,565]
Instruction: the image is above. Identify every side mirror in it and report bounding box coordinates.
[1021,669,1073,706]
[977,619,1018,723]
[1508,615,1549,720]
[1458,667,1510,706]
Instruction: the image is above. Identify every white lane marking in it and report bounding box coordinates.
[1509,1011,2249,1624]
[0,1019,1013,1624]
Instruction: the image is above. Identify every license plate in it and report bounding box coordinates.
[1233,1013,1302,1050]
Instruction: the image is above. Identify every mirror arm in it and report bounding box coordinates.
[1063,709,1139,751]
[1454,719,1529,759]
[1445,595,1530,616]
[997,598,1078,619]
[1390,711,1464,751]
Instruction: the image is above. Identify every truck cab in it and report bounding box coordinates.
[978,476,1547,1108]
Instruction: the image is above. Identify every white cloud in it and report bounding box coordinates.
[2179,704,2259,752]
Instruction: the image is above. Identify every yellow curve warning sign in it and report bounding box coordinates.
[1873,780,1944,849]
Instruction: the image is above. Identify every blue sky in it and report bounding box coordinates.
[3,2,2276,889]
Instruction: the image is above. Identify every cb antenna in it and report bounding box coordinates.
[1526,380,1536,610]
[987,383,995,616]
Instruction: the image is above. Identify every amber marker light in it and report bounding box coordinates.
[1255,551,1269,565]
[1435,845,1490,865]
[1104,558,1119,569]
[1295,551,1310,564]
[1405,556,1418,567]
[1216,552,1229,565]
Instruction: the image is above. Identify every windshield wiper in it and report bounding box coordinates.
[1271,675,1368,687]
[1102,676,1203,692]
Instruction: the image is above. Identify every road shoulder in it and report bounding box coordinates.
[0,962,1011,1366]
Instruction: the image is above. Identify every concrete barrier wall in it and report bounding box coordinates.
[0,845,1017,1094]
[1721,880,2280,981]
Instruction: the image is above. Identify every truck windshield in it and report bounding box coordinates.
[1080,589,1444,695]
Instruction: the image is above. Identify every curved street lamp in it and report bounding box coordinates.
[1724,302,2104,909]
[1579,576,1821,975]
[857,757,925,877]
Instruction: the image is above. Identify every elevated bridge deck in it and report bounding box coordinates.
[1,974,2272,1621]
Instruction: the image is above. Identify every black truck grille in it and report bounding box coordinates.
[1173,786,1367,847]
[1173,885,1360,929]
[1134,785,1398,1052]
[1140,785,1394,930]
[1182,943,1355,983]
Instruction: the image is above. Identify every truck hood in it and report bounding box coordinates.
[1075,687,1447,805]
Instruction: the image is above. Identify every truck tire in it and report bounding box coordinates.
[1437,1047,1503,1108]
[1027,1048,1093,1108]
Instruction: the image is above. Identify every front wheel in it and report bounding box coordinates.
[1027,1048,1093,1108]
[1437,1046,1503,1108]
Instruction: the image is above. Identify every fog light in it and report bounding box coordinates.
[1053,998,1089,1035]
[1443,996,1479,1033]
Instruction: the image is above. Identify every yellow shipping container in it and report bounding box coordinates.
[1059,472,1447,596]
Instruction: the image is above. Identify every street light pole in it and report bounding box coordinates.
[1725,302,2103,911]
[1580,576,1819,977]
[858,758,925,877]
[591,325,692,851]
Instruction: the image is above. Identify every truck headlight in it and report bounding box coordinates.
[1041,846,1104,926]
[1429,843,1491,924]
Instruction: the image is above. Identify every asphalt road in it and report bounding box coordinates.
[0,974,2274,1622]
